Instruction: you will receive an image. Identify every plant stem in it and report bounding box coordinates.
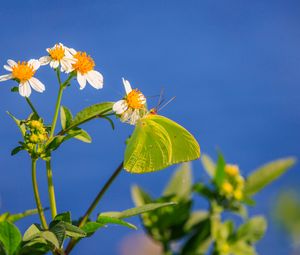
[25,97,40,118]
[65,161,124,254]
[32,158,48,229]
[46,160,57,218]
[162,242,172,255]
[49,84,64,138]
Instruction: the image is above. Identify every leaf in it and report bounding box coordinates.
[96,216,137,230]
[40,231,59,249]
[100,202,176,219]
[201,154,216,177]
[10,87,19,93]
[214,153,226,187]
[54,212,71,224]
[6,209,39,223]
[45,131,80,151]
[60,106,73,130]
[236,216,267,243]
[69,102,114,130]
[163,162,192,201]
[0,221,22,255]
[131,185,153,207]
[63,222,86,238]
[11,146,24,156]
[49,222,65,247]
[7,112,26,138]
[81,222,104,237]
[67,128,92,143]
[184,211,209,232]
[23,224,41,242]
[19,237,49,255]
[244,157,296,196]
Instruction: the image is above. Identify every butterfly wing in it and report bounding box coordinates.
[124,114,200,173]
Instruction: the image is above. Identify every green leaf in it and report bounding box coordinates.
[96,216,137,230]
[163,162,192,201]
[40,231,59,249]
[201,154,216,177]
[11,146,24,156]
[49,222,65,247]
[67,128,92,143]
[23,224,41,242]
[54,212,71,224]
[19,237,49,255]
[214,153,226,187]
[131,185,153,207]
[63,222,86,238]
[236,216,267,243]
[10,87,18,93]
[244,157,296,196]
[81,222,104,237]
[0,221,22,255]
[69,102,114,130]
[100,202,176,219]
[60,106,73,130]
[7,112,26,138]
[184,210,209,232]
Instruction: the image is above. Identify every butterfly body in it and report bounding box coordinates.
[124,114,200,173]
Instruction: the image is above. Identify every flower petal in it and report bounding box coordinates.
[0,74,13,82]
[113,100,128,114]
[7,59,17,67]
[86,70,103,89]
[122,78,132,94]
[29,77,45,93]
[28,59,40,70]
[19,81,32,97]
[3,65,12,71]
[77,72,87,90]
[39,56,51,66]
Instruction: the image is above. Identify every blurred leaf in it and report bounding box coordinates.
[81,222,104,237]
[131,185,153,207]
[163,162,192,201]
[236,216,267,243]
[201,154,216,177]
[244,157,296,196]
[96,216,137,230]
[23,224,41,242]
[67,128,92,143]
[214,153,226,187]
[19,237,49,255]
[40,231,59,249]
[100,202,176,219]
[54,212,71,224]
[184,210,209,232]
[11,146,25,156]
[193,183,215,200]
[49,222,65,247]
[7,112,26,138]
[0,221,22,255]
[60,106,73,130]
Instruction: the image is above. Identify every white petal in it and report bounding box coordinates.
[86,70,103,89]
[28,77,45,93]
[77,72,87,90]
[39,56,51,65]
[19,81,32,97]
[3,65,12,71]
[52,60,59,69]
[7,59,17,67]
[67,48,77,55]
[60,59,73,73]
[122,78,132,94]
[28,59,40,70]
[0,74,13,81]
[113,100,128,114]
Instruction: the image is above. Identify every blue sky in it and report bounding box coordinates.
[0,0,300,254]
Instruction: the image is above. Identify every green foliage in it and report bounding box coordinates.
[0,209,39,223]
[124,115,200,173]
[0,221,22,255]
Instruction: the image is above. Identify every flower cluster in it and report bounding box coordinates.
[220,164,245,201]
[0,43,103,97]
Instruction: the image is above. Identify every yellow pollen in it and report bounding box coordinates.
[225,164,240,177]
[12,61,35,82]
[126,89,145,109]
[48,44,65,61]
[72,52,95,74]
[221,182,233,194]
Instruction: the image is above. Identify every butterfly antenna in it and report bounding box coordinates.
[158,96,176,112]
[157,88,165,109]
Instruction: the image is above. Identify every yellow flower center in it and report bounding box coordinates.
[48,44,65,61]
[126,89,145,109]
[225,164,239,177]
[221,182,233,194]
[72,52,95,74]
[12,61,35,82]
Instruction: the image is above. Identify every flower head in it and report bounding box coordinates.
[67,48,103,90]
[0,59,45,97]
[113,78,147,125]
[39,43,76,72]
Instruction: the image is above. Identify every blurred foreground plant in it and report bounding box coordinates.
[131,154,295,255]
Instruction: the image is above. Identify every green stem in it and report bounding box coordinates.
[162,242,172,255]
[49,85,64,138]
[65,161,124,254]
[46,160,57,218]
[32,158,48,229]
[25,97,40,118]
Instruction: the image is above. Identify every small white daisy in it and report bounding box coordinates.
[39,43,76,73]
[113,78,147,125]
[0,59,45,97]
[67,48,103,90]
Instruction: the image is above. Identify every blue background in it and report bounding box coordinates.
[0,0,299,254]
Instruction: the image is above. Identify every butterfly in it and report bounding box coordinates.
[124,95,200,173]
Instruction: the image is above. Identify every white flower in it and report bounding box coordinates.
[113,78,147,125]
[0,59,45,97]
[67,48,103,90]
[39,43,76,73]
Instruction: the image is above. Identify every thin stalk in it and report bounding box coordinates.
[65,161,124,254]
[25,97,40,118]
[49,84,64,138]
[32,158,48,229]
[46,160,57,218]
